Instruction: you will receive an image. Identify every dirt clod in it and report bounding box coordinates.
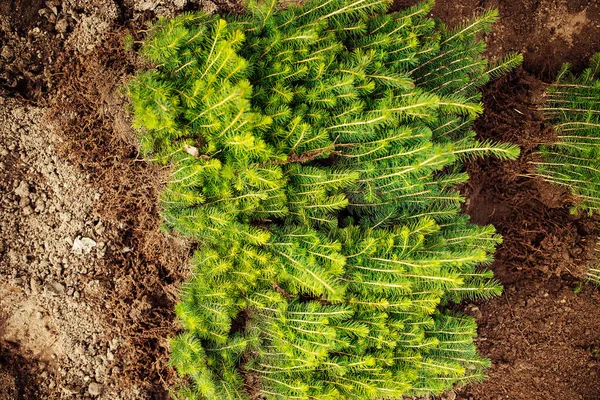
[88,382,102,396]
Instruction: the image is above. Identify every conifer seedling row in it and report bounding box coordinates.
[537,53,600,215]
[537,54,600,285]
[127,0,522,398]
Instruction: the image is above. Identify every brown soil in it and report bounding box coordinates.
[454,70,600,400]
[0,0,203,399]
[48,34,192,397]
[396,0,600,78]
[1,0,600,399]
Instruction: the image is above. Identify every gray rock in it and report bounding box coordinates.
[46,281,65,295]
[88,382,102,396]
[55,19,69,34]
[15,181,30,197]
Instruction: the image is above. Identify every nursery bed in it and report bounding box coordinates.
[0,0,599,399]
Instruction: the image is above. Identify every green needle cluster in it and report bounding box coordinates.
[537,54,600,286]
[537,53,600,215]
[127,1,521,398]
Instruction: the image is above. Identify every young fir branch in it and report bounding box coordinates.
[537,53,600,216]
[537,54,600,288]
[127,1,520,399]
[589,270,600,286]
[589,242,600,286]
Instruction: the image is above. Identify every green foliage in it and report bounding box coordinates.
[537,53,600,215]
[127,1,520,398]
[590,266,600,286]
[537,54,600,286]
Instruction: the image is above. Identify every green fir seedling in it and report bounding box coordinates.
[537,53,600,215]
[589,266,600,286]
[537,54,600,285]
[127,1,521,398]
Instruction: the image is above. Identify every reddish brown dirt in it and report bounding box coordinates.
[455,70,600,400]
[0,336,42,400]
[46,30,198,397]
[1,1,195,398]
[465,72,600,282]
[396,0,600,78]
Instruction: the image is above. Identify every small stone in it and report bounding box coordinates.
[46,281,65,295]
[55,19,68,33]
[30,277,39,294]
[1,45,14,61]
[15,181,30,197]
[443,390,457,400]
[94,222,105,235]
[468,304,482,319]
[45,0,59,9]
[72,237,97,255]
[19,196,31,207]
[184,144,199,157]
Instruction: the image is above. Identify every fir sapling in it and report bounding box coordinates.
[537,53,600,215]
[127,1,521,398]
[590,260,600,285]
[537,53,600,285]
